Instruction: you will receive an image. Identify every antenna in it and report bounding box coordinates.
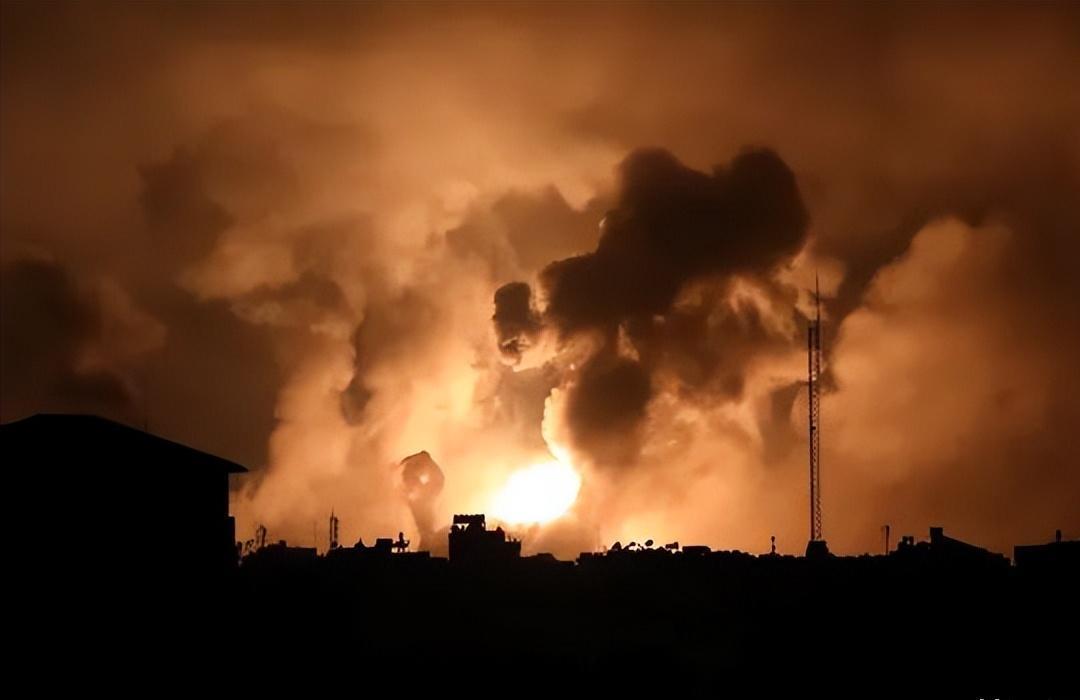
[329,509,340,551]
[806,273,827,557]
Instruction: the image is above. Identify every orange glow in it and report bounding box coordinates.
[491,459,582,525]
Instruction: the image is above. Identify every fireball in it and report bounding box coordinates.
[490,459,581,525]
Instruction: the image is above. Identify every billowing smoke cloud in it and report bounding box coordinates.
[2,1,1078,558]
[827,217,1080,552]
[542,148,807,333]
[499,147,808,466]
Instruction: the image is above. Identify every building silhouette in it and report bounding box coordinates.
[448,513,521,564]
[2,413,245,576]
[892,525,1010,570]
[2,412,247,649]
[1015,529,1080,576]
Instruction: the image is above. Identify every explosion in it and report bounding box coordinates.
[490,459,582,526]
[4,2,1079,559]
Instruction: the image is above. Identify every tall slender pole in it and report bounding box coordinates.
[808,275,822,543]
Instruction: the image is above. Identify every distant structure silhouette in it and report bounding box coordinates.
[806,276,829,558]
[893,526,1010,570]
[448,513,520,564]
[225,509,1076,683]
[329,510,340,550]
[1014,528,1080,575]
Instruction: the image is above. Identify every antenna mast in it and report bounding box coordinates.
[329,510,340,551]
[807,275,826,555]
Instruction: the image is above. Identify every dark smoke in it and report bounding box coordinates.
[447,187,607,281]
[541,147,807,334]
[565,352,651,464]
[492,281,541,362]
[498,147,809,463]
[399,450,445,550]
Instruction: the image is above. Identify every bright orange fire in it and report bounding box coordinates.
[490,459,582,525]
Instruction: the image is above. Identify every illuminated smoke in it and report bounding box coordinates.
[3,2,1079,557]
[399,451,445,550]
[496,147,810,470]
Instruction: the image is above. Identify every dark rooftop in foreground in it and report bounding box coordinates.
[1,413,247,473]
